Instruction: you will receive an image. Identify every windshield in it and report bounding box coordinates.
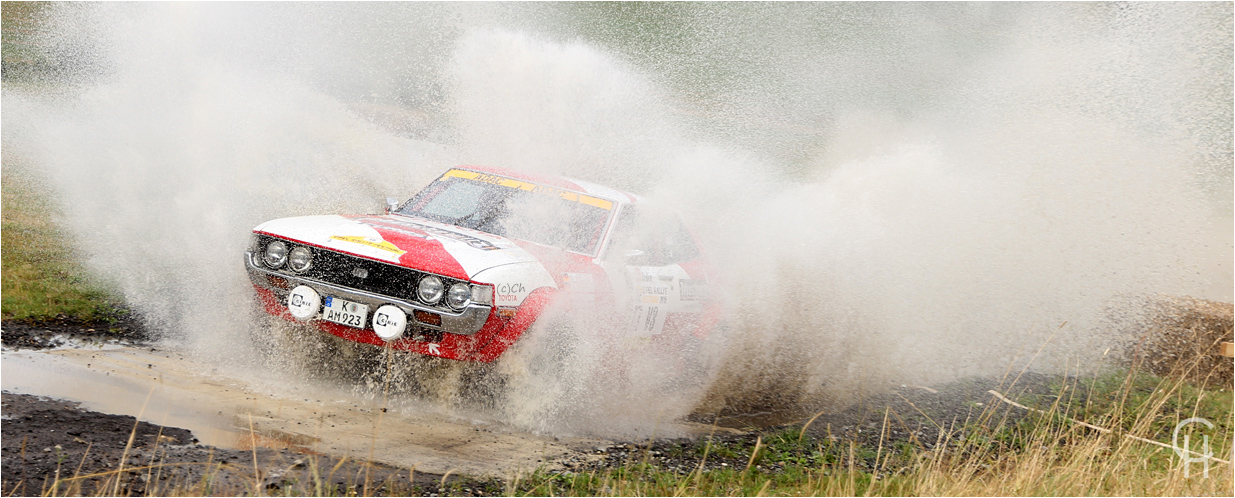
[399,169,615,255]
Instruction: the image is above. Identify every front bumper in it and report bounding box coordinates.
[244,251,491,335]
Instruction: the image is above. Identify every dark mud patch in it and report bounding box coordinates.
[1,313,149,350]
[0,393,494,497]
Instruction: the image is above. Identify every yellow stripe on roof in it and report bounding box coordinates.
[443,169,614,210]
[444,169,480,180]
[579,196,613,210]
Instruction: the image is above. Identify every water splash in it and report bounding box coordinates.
[2,2,1229,437]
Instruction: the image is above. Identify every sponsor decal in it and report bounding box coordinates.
[637,267,672,305]
[354,219,430,241]
[427,343,441,355]
[628,304,666,336]
[443,169,615,210]
[374,312,393,327]
[328,235,407,257]
[644,306,660,331]
[626,268,673,336]
[679,279,709,301]
[358,216,503,251]
[640,285,669,296]
[639,282,670,305]
[495,282,527,304]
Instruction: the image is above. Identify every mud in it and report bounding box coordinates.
[0,343,613,476]
[0,317,1165,496]
[1,313,148,351]
[0,375,1049,496]
[0,317,538,496]
[1,392,477,496]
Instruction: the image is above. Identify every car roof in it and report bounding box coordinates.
[457,165,641,206]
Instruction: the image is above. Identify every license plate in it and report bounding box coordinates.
[322,296,369,329]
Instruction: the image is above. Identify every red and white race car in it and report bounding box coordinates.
[245,166,721,363]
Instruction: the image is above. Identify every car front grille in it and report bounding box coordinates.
[253,234,465,307]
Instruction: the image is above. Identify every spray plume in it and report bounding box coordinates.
[2,2,1229,436]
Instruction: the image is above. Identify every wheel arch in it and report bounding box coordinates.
[467,285,559,362]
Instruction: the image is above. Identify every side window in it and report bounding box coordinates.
[609,206,700,266]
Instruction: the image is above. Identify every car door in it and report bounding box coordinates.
[599,205,706,337]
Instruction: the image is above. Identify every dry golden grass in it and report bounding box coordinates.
[513,349,1232,497]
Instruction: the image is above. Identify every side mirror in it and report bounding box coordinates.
[385,197,399,214]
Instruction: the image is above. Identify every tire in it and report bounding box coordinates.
[488,309,584,431]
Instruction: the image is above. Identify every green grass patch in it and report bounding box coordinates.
[1,164,125,323]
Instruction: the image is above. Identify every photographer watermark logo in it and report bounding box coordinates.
[1172,417,1213,478]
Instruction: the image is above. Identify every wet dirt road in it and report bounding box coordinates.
[2,343,617,477]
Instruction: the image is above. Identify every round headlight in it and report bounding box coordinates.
[288,246,312,272]
[417,276,443,304]
[446,283,471,309]
[264,240,288,268]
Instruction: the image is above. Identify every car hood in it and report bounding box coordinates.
[252,214,540,280]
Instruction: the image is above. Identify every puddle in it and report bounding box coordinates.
[2,347,247,448]
[1,345,616,475]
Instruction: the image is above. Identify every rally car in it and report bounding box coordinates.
[245,166,721,363]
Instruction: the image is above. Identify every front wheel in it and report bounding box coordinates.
[486,307,591,431]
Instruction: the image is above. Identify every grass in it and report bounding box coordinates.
[503,366,1231,497]
[1,160,126,324]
